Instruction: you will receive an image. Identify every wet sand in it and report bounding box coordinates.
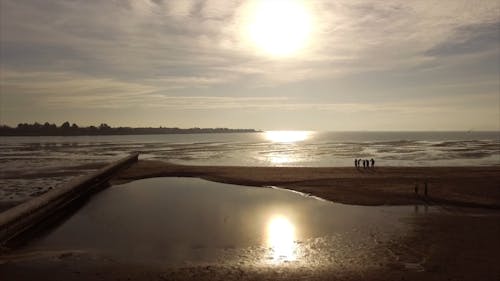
[112,160,500,209]
[2,161,500,280]
[2,213,499,281]
[0,162,109,211]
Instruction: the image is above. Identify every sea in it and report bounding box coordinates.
[1,131,499,204]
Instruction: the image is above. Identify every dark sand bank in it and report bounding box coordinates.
[112,160,500,209]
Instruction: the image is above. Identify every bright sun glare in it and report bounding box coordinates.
[265,131,311,143]
[267,215,296,262]
[246,0,312,57]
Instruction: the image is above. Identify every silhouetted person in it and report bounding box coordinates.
[370,158,375,168]
[354,159,358,167]
[414,183,419,195]
[363,160,367,169]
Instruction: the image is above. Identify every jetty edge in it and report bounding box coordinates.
[0,153,139,248]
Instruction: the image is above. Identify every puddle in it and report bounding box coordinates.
[18,177,431,268]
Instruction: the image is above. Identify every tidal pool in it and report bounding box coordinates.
[21,177,430,269]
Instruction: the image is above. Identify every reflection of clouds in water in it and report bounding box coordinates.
[18,177,420,270]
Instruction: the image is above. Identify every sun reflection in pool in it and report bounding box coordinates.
[266,215,297,263]
[265,131,312,143]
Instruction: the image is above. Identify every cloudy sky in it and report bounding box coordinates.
[1,0,499,130]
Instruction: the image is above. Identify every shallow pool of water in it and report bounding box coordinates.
[22,177,430,269]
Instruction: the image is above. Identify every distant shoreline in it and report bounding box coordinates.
[0,122,261,136]
[0,131,261,137]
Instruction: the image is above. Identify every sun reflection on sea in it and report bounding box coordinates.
[266,215,297,263]
[267,154,292,164]
[265,131,312,143]
[262,131,313,165]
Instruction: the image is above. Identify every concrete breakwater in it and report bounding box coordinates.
[0,153,139,248]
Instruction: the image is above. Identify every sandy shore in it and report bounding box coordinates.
[112,160,500,209]
[2,161,500,280]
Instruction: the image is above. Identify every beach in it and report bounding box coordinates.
[112,160,500,209]
[2,131,498,211]
[1,161,500,280]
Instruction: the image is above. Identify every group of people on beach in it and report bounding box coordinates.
[355,158,375,168]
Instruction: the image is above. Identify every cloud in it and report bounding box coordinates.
[1,70,157,109]
[200,0,240,19]
[2,0,498,83]
[1,0,498,129]
[4,69,492,116]
[425,21,500,57]
[305,1,499,72]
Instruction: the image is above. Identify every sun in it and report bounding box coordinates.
[246,0,313,57]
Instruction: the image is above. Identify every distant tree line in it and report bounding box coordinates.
[0,122,259,136]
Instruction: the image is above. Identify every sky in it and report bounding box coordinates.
[1,0,499,131]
